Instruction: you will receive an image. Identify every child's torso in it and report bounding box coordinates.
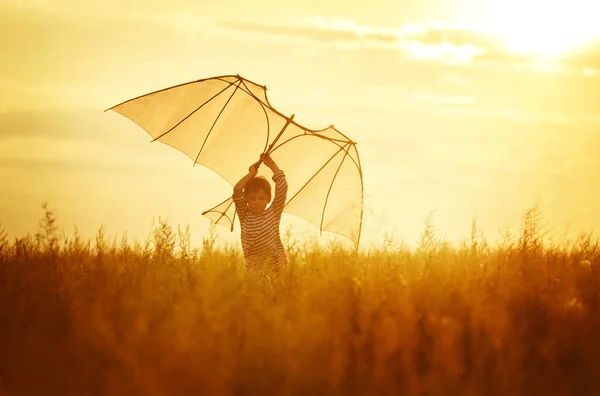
[240,208,283,256]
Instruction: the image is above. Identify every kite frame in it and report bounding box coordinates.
[107,74,364,248]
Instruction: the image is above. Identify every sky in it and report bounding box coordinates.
[1,0,600,249]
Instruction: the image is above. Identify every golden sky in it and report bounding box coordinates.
[1,0,600,248]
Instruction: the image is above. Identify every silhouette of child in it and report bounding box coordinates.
[232,153,288,272]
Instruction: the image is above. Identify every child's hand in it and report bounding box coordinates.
[248,163,259,177]
[260,153,277,170]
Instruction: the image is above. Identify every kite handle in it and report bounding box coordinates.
[256,114,295,167]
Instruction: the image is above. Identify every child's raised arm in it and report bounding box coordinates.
[232,163,259,220]
[271,171,287,217]
[233,163,259,198]
[261,154,287,216]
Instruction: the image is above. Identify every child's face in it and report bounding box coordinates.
[246,189,270,213]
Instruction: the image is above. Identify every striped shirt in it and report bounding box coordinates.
[233,170,288,272]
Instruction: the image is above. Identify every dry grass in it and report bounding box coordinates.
[0,203,599,396]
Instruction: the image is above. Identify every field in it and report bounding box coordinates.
[0,204,599,396]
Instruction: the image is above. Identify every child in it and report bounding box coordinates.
[232,153,288,272]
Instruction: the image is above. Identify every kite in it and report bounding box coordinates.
[107,75,364,248]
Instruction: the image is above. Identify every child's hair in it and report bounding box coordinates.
[244,176,272,201]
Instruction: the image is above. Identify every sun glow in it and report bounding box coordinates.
[481,0,598,58]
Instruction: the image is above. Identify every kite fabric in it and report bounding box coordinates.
[107,75,364,247]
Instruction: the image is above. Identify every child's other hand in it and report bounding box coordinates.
[260,153,276,169]
[248,163,258,177]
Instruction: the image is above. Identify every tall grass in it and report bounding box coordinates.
[0,203,599,395]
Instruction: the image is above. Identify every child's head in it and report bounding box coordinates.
[244,176,272,213]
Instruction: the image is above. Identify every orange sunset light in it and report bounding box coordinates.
[2,1,600,395]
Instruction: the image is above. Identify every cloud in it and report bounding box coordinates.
[406,27,501,49]
[3,3,600,73]
[4,3,599,91]
[3,7,600,123]
[218,17,600,70]
[220,18,400,45]
[472,50,600,72]
[217,19,493,64]
[217,19,402,53]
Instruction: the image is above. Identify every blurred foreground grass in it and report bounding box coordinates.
[0,203,599,396]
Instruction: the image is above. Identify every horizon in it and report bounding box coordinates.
[1,0,600,250]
